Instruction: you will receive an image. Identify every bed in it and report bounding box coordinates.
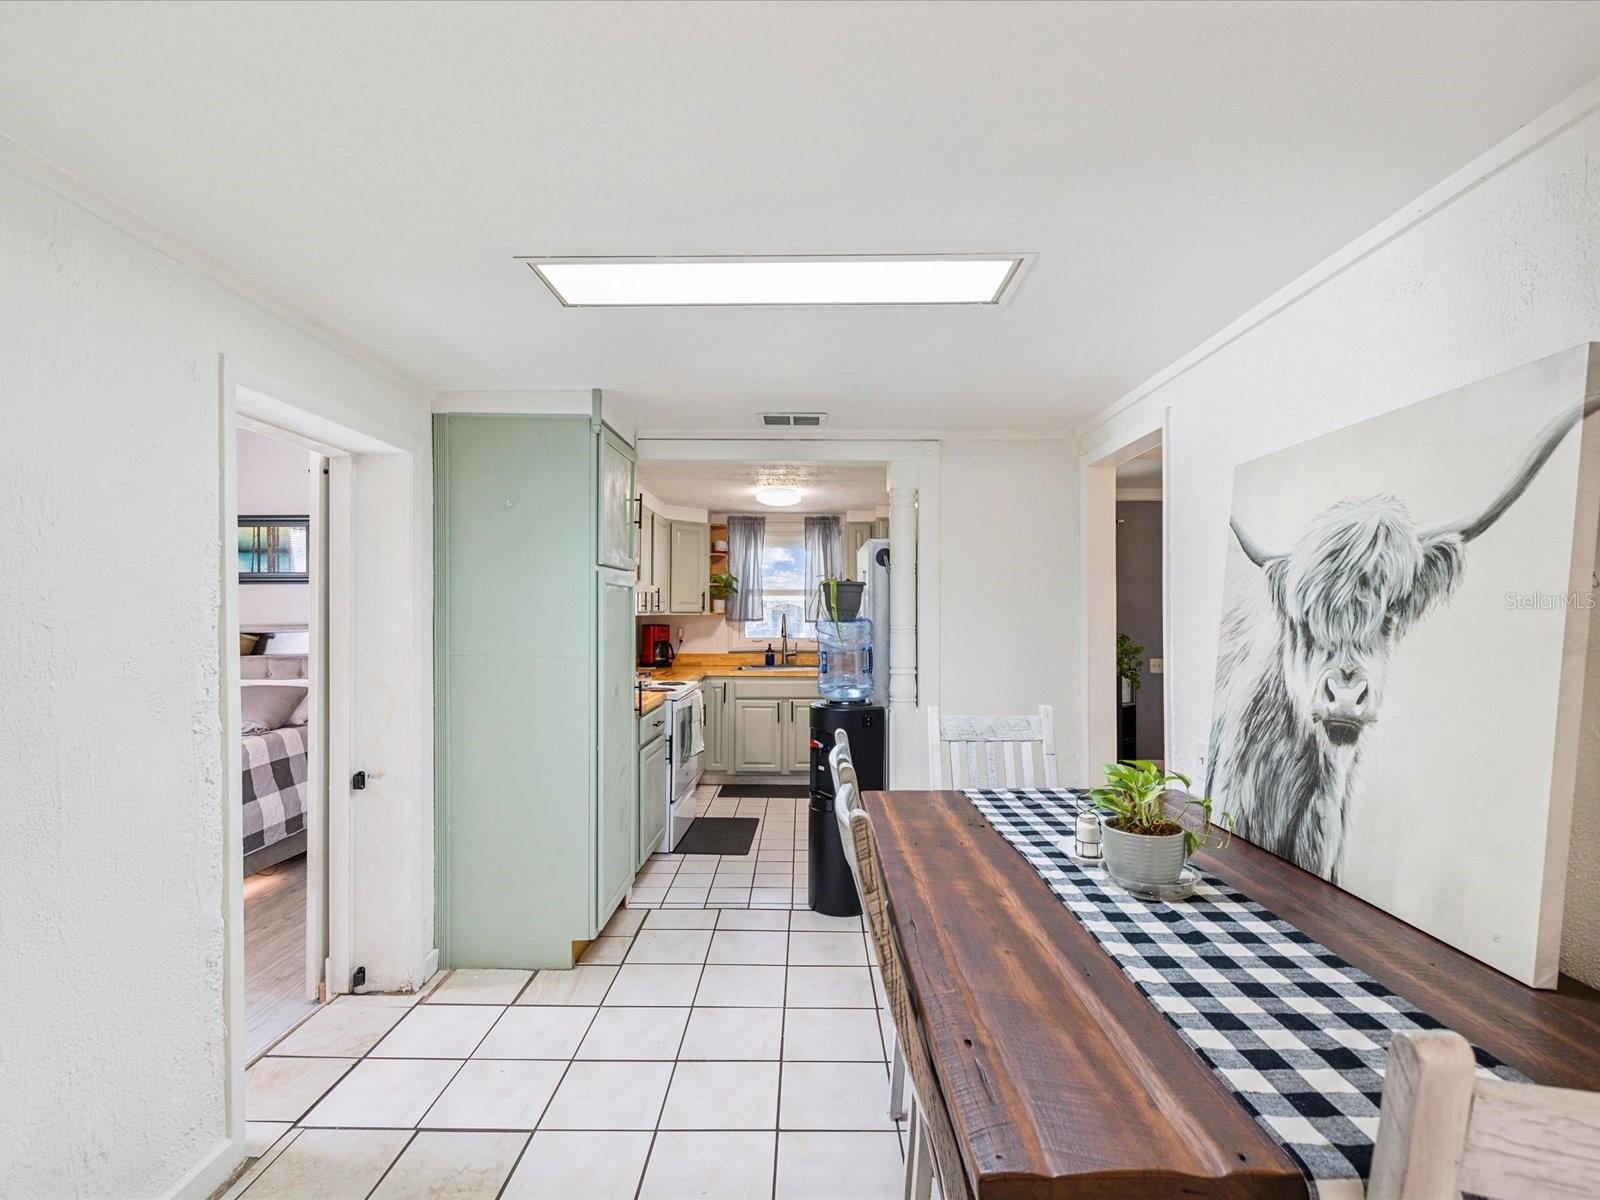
[242,683,310,875]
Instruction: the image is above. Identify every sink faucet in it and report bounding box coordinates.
[779,610,796,666]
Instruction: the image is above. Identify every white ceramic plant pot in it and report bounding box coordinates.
[712,598,726,614]
[1101,823,1187,887]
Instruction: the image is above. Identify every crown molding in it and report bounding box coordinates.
[1074,72,1600,456]
[0,132,430,398]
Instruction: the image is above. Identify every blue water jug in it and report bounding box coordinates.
[816,619,873,702]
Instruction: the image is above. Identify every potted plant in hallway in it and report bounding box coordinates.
[1117,633,1143,705]
[1090,760,1228,889]
[709,571,738,614]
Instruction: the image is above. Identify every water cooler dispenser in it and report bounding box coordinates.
[807,701,886,916]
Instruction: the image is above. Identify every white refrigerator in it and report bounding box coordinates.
[856,538,891,708]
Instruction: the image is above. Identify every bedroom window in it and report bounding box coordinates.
[238,516,309,583]
[741,519,815,642]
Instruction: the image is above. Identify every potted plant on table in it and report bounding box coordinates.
[709,572,738,615]
[1089,760,1229,888]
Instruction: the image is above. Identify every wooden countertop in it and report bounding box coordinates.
[635,653,819,717]
[642,652,820,682]
[864,788,1600,1199]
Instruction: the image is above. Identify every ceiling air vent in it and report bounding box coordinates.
[760,412,828,428]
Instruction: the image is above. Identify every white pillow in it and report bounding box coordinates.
[241,685,306,735]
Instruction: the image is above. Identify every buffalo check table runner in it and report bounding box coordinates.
[964,788,1520,1199]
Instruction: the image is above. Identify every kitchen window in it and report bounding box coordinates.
[740,518,815,643]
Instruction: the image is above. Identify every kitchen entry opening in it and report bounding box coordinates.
[630,460,890,656]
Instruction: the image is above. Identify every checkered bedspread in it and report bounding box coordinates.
[243,726,308,854]
[965,788,1518,1198]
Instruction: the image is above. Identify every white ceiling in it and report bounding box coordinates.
[639,461,887,515]
[3,3,1598,432]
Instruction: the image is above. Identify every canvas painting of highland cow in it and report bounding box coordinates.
[1206,344,1600,986]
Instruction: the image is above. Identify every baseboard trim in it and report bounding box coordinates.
[163,1133,244,1200]
[420,946,440,986]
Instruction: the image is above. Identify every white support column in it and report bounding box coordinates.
[887,461,919,783]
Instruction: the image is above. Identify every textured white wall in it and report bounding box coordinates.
[1077,103,1600,987]
[937,440,1082,776]
[0,160,431,1198]
[236,426,312,627]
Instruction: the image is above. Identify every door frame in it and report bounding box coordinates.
[217,355,423,1176]
[1078,420,1168,773]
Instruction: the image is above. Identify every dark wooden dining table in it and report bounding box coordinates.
[863,789,1600,1200]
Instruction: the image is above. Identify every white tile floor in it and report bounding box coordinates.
[234,791,907,1200]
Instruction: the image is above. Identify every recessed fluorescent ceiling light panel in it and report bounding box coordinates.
[524,256,1024,307]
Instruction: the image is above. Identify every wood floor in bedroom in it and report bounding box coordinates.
[245,854,318,1061]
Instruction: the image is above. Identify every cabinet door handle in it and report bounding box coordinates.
[700,590,706,612]
[632,494,643,528]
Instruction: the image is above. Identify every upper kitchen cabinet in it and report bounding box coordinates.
[667,520,710,614]
[598,426,637,571]
[844,521,872,580]
[650,511,670,612]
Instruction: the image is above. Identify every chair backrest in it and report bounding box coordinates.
[845,792,974,1200]
[926,705,1058,789]
[1369,1029,1600,1200]
[833,778,865,892]
[830,728,859,791]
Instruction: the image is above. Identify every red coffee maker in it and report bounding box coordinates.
[639,623,673,668]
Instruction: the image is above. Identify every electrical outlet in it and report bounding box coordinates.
[1149,658,1163,674]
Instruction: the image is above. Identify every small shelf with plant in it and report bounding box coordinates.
[708,571,737,615]
[1089,760,1230,889]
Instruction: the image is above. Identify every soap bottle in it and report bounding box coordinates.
[764,643,775,667]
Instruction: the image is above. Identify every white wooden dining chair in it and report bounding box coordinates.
[833,771,972,1200]
[1369,1029,1600,1199]
[927,705,1059,789]
[830,730,907,1122]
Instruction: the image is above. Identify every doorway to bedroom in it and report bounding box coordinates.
[236,424,329,1059]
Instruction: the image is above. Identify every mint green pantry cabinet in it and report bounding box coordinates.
[435,410,638,970]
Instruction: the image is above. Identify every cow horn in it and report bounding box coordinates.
[1421,390,1600,543]
[1230,516,1280,567]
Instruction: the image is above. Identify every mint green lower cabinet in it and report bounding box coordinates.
[782,697,814,774]
[733,698,784,772]
[638,735,667,865]
[728,677,819,775]
[703,680,731,774]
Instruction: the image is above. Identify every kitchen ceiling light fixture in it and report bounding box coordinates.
[522,255,1025,307]
[755,485,803,508]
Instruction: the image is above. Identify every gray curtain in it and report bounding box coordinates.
[725,515,765,621]
[804,515,844,620]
